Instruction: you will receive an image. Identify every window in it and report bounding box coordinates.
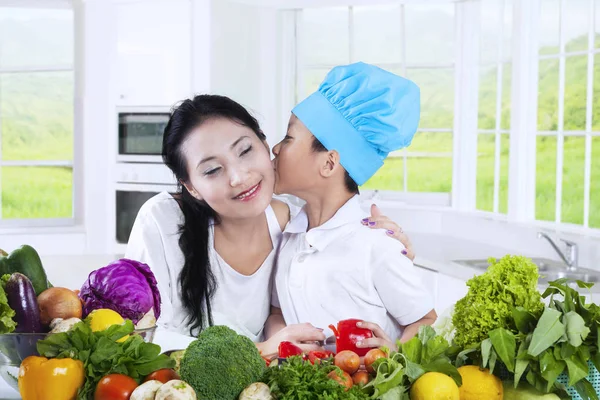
[295,4,455,194]
[536,0,600,228]
[476,0,513,214]
[0,5,74,222]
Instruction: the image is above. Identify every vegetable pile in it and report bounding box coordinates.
[36,319,174,399]
[447,255,600,399]
[0,245,194,399]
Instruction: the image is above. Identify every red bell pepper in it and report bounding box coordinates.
[278,341,303,358]
[329,319,373,357]
[307,350,334,364]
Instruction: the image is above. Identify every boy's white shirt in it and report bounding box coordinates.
[273,195,434,341]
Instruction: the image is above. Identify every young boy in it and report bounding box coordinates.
[271,62,436,349]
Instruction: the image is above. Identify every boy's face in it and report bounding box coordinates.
[271,114,323,196]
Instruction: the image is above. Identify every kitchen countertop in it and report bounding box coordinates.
[0,235,596,398]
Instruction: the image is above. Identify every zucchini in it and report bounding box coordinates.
[0,245,50,295]
[4,273,43,333]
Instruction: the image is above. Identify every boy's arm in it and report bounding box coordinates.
[264,306,287,339]
[371,245,436,344]
[355,308,436,352]
[398,309,437,343]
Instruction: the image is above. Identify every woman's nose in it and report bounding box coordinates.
[229,166,251,187]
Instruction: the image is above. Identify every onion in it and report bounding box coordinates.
[37,287,83,325]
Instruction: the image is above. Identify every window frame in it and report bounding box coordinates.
[280,0,600,235]
[533,0,597,229]
[286,3,459,207]
[0,1,78,227]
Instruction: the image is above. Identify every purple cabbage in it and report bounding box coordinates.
[79,258,161,324]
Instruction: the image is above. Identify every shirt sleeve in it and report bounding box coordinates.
[273,194,303,221]
[125,208,175,332]
[372,244,434,327]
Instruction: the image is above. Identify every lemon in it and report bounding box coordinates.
[86,308,128,342]
[458,365,503,400]
[410,372,460,400]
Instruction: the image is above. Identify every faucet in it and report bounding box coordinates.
[537,232,579,271]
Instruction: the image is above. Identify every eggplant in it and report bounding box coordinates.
[4,273,43,333]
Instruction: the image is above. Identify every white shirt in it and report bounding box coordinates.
[125,192,282,345]
[274,195,434,341]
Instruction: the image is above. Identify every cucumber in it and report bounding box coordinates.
[4,273,43,333]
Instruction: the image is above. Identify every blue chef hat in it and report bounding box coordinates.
[292,62,420,186]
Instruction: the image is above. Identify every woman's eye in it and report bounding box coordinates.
[240,146,253,156]
[204,167,221,176]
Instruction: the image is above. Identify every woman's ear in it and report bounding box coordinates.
[181,179,203,201]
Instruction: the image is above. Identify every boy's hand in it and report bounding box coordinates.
[354,320,398,352]
[363,204,415,261]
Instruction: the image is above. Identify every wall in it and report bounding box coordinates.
[210,0,281,148]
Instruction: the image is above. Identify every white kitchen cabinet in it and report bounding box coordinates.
[115,0,192,106]
[435,273,468,317]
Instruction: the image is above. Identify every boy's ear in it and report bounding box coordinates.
[320,150,342,178]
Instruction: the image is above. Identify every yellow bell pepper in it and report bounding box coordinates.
[18,356,85,400]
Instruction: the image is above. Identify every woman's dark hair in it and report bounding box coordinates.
[162,94,266,335]
[311,136,359,195]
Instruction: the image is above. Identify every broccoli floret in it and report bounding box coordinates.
[180,325,266,400]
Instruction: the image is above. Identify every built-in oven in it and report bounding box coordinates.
[117,108,170,163]
[113,157,178,254]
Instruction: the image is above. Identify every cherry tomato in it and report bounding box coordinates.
[364,348,387,374]
[352,370,371,386]
[143,368,181,384]
[327,370,353,391]
[334,350,360,375]
[94,374,138,400]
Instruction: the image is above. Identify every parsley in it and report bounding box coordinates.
[262,356,368,400]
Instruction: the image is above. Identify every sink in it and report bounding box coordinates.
[538,270,600,284]
[453,257,566,272]
[453,258,600,286]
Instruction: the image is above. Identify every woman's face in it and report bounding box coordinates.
[182,117,274,220]
[272,114,322,196]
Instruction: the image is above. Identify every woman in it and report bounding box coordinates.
[125,94,414,357]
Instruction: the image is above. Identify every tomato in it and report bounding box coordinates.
[327,370,353,391]
[364,348,387,374]
[334,350,360,375]
[143,368,180,384]
[352,370,371,386]
[307,350,334,364]
[94,374,138,400]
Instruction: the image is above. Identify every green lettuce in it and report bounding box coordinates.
[0,278,16,333]
[452,255,544,348]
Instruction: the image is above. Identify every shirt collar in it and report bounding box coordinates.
[284,195,365,251]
